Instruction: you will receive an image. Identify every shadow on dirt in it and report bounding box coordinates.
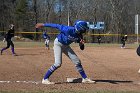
[56,78,133,84]
[95,79,133,84]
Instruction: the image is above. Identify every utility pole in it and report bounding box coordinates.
[135,14,139,44]
[67,1,70,26]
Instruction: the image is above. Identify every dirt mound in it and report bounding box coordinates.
[0,46,140,92]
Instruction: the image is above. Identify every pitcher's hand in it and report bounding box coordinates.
[35,23,44,28]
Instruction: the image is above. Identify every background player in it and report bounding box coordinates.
[97,35,101,44]
[121,35,127,48]
[43,31,50,50]
[36,20,95,84]
[1,24,17,56]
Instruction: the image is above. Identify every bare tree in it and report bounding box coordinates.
[0,0,139,42]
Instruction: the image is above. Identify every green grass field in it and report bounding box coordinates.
[0,41,139,48]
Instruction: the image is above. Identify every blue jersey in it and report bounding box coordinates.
[44,23,82,45]
[43,32,50,40]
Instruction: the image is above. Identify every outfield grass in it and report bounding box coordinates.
[0,41,45,48]
[0,41,139,48]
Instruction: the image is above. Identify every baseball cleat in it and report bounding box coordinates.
[13,53,18,56]
[82,78,96,83]
[42,79,55,84]
[121,47,125,49]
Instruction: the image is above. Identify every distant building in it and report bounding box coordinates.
[87,22,105,30]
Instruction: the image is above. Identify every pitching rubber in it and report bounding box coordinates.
[67,78,82,83]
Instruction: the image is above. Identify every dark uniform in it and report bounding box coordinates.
[97,35,101,44]
[121,35,127,48]
[1,24,16,55]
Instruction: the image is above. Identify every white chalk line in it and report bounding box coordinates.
[0,80,41,84]
[0,80,140,85]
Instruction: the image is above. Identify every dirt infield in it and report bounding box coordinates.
[0,44,140,92]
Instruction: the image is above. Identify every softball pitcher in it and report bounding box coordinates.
[1,24,17,56]
[36,20,95,84]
